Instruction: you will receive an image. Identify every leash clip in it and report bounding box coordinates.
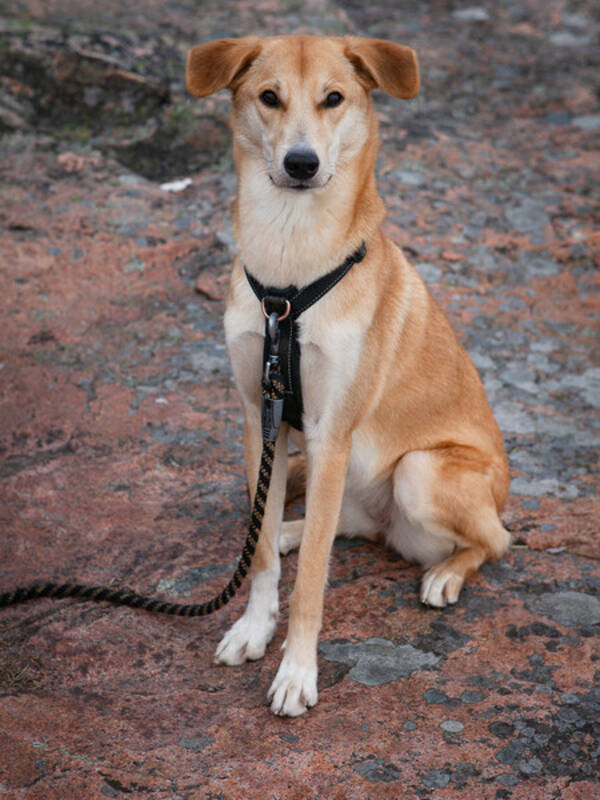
[262,311,285,441]
[267,311,279,345]
[261,298,289,384]
[264,311,281,384]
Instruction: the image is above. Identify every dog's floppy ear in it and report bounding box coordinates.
[186,37,262,97]
[344,37,419,99]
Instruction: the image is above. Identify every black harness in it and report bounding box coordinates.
[245,242,367,433]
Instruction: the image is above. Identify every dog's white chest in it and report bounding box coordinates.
[299,309,364,436]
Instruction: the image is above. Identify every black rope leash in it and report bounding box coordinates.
[0,370,285,618]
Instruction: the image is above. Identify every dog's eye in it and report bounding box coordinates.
[259,90,280,108]
[324,91,344,108]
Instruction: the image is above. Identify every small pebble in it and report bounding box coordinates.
[440,720,464,733]
[461,690,484,704]
[496,773,519,786]
[453,7,489,21]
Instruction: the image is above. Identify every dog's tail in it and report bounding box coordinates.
[286,454,306,505]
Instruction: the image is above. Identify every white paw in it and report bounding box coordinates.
[214,608,278,665]
[267,654,318,717]
[420,566,463,608]
[215,568,279,665]
[278,520,304,555]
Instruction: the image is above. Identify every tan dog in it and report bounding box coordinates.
[186,35,510,716]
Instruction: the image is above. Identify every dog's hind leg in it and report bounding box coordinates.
[391,447,510,608]
[279,520,305,554]
[214,415,289,665]
[285,453,306,504]
[279,503,380,556]
[279,453,306,554]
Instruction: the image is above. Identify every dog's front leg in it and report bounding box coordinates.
[215,409,288,665]
[268,436,351,716]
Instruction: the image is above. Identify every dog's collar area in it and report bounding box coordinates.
[245,241,367,432]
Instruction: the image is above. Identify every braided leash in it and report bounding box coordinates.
[0,372,285,617]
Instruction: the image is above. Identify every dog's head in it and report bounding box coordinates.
[186,35,419,193]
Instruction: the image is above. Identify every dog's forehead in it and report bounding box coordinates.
[253,36,352,86]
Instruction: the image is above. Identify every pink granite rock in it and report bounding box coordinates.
[1,2,599,798]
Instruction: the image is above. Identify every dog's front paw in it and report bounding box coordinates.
[214,609,277,666]
[215,569,279,665]
[267,654,318,716]
[420,564,463,608]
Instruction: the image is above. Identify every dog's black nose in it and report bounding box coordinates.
[284,149,319,181]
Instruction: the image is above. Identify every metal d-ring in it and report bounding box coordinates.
[261,297,291,323]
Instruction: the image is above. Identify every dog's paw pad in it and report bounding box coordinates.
[267,655,318,716]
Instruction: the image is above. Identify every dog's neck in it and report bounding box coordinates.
[233,152,385,288]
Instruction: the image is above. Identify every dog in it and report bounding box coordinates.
[185,34,510,716]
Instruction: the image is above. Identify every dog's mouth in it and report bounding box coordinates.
[269,175,331,191]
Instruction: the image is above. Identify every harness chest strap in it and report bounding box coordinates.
[244,241,367,432]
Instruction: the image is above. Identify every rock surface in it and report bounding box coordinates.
[0,0,598,798]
